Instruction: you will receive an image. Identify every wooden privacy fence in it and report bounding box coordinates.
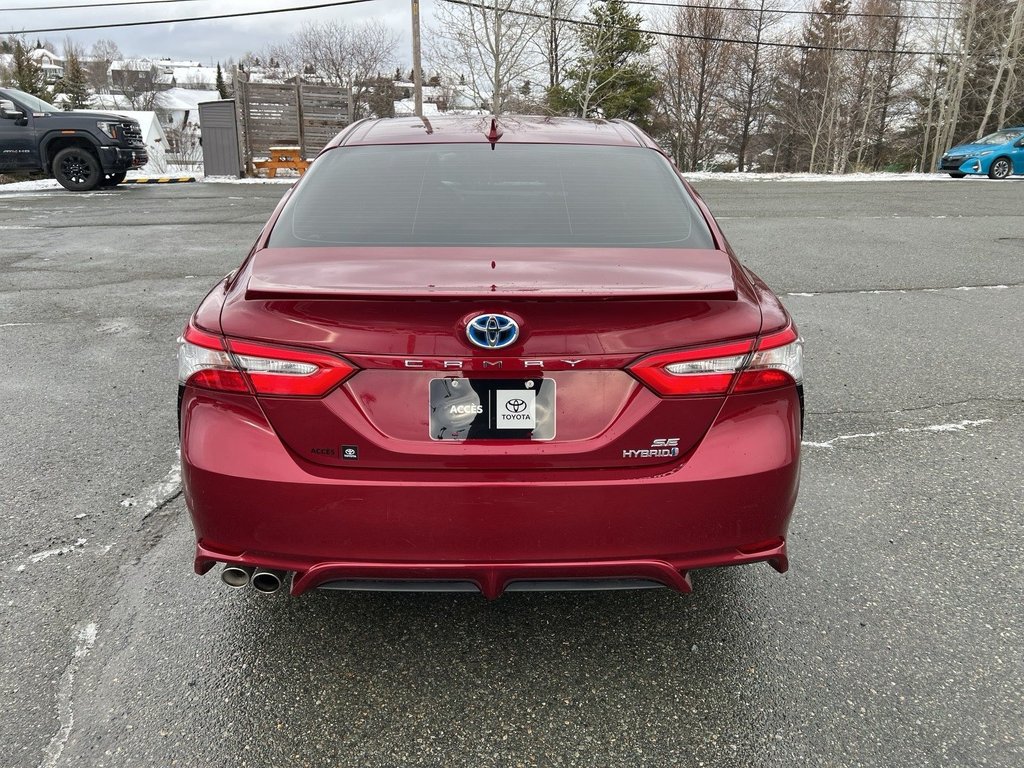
[235,74,352,171]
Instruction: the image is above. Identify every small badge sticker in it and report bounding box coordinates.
[341,445,359,460]
[495,390,537,430]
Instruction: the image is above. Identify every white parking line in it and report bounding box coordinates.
[39,623,98,768]
[786,285,1011,297]
[803,419,994,449]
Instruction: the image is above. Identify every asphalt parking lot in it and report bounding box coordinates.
[1,177,1021,768]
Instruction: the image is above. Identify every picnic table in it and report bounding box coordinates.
[253,146,310,178]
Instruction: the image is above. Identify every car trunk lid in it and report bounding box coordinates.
[220,247,762,470]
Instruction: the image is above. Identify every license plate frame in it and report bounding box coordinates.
[428,378,556,441]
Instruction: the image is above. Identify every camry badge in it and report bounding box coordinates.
[466,313,519,349]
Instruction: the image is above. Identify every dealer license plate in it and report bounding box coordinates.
[428,378,556,441]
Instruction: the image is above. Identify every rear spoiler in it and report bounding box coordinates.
[244,247,739,302]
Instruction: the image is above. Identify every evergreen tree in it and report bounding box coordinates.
[366,76,396,118]
[59,45,90,109]
[12,40,47,99]
[549,0,657,129]
[215,62,230,99]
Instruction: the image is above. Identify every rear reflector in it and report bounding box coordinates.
[178,324,356,396]
[629,326,802,397]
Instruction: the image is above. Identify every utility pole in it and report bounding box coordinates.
[411,0,423,117]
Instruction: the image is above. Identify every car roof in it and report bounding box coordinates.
[327,115,660,150]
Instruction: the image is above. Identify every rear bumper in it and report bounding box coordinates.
[182,387,801,597]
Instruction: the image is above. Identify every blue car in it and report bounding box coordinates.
[939,127,1024,179]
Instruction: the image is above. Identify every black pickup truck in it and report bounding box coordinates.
[0,86,148,191]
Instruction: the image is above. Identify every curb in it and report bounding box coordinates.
[122,177,198,184]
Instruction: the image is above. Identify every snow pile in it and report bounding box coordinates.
[683,171,948,183]
[0,178,61,192]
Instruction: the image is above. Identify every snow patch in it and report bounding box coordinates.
[0,178,60,192]
[121,453,182,516]
[16,538,88,572]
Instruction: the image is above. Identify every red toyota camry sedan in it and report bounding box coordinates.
[178,116,803,598]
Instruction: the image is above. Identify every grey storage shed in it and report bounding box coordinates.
[198,100,242,178]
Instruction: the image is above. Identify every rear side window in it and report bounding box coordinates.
[268,143,715,249]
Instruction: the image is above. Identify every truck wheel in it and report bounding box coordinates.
[52,147,102,191]
[99,171,127,187]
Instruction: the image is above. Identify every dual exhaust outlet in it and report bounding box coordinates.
[221,565,287,594]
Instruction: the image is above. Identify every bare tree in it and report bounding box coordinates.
[657,3,736,170]
[269,20,399,116]
[725,0,786,171]
[977,0,1024,136]
[540,0,583,90]
[836,0,915,171]
[87,39,120,94]
[108,58,159,110]
[932,0,980,167]
[864,0,916,169]
[996,1,1024,127]
[915,0,957,171]
[429,0,546,113]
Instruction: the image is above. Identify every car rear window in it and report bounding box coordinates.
[268,143,715,249]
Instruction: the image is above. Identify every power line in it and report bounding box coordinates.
[0,0,378,35]
[610,0,957,23]
[0,0,209,12]
[441,0,946,56]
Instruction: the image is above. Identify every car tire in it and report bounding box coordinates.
[99,171,127,187]
[987,157,1012,180]
[947,172,966,179]
[52,147,102,191]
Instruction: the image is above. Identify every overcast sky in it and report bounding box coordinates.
[2,0,433,66]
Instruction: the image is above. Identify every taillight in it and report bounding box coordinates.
[227,338,355,396]
[629,339,754,396]
[178,325,249,392]
[177,325,355,396]
[629,326,802,397]
[734,326,803,393]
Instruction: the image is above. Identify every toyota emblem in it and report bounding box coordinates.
[465,313,520,349]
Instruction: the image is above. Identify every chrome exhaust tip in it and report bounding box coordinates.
[251,568,286,594]
[221,564,254,589]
